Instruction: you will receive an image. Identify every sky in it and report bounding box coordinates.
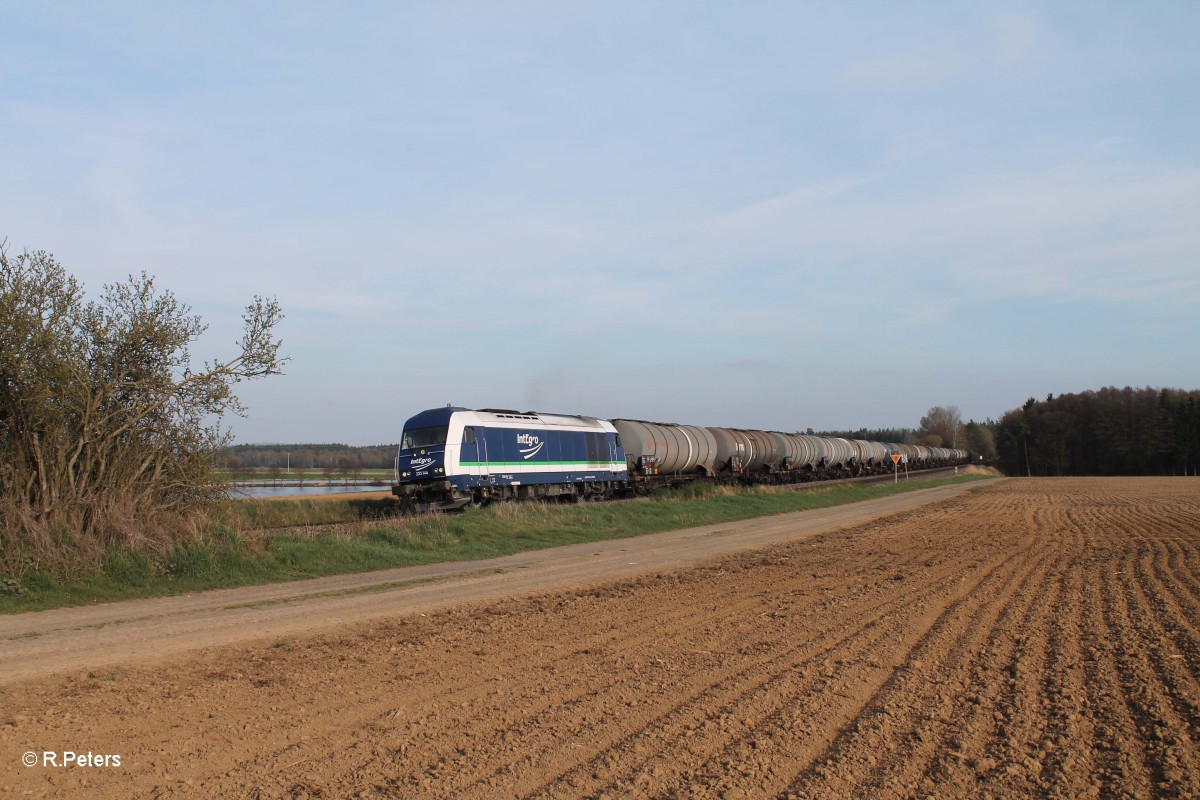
[2,2,1197,444]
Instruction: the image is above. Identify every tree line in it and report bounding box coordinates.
[995,387,1200,477]
[224,443,397,471]
[819,405,999,462]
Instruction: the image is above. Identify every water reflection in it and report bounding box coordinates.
[229,483,391,499]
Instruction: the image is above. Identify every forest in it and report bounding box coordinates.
[223,443,397,471]
[995,387,1200,477]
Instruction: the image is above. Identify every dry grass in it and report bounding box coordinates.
[250,490,395,504]
[1,501,208,582]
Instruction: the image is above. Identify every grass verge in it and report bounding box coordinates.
[0,475,992,614]
[209,494,398,529]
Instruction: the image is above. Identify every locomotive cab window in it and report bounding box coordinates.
[401,426,449,450]
[463,427,476,444]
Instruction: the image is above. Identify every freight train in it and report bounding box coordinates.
[392,406,971,511]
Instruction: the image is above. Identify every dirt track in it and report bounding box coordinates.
[2,477,1199,799]
[0,481,989,685]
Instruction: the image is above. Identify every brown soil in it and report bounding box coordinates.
[2,477,1198,799]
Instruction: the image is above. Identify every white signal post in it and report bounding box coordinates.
[891,453,901,483]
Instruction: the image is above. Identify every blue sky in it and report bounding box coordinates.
[3,2,1197,444]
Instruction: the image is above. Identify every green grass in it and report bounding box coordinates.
[0,475,992,614]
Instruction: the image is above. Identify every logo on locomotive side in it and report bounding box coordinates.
[411,457,435,471]
[516,433,544,459]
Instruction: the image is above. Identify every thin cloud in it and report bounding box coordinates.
[677,162,1200,307]
[842,10,1047,90]
[843,52,968,90]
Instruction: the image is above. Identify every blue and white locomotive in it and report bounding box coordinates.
[393,406,627,510]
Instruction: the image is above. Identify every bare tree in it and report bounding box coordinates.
[916,432,945,448]
[919,405,963,449]
[963,421,997,461]
[1,242,286,570]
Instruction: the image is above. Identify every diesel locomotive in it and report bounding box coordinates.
[393,406,971,511]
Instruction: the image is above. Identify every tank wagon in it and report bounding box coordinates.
[613,420,967,485]
[394,407,971,510]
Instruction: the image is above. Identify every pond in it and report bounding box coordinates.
[228,483,392,499]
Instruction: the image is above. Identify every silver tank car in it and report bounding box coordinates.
[767,432,795,467]
[740,429,777,471]
[709,427,753,473]
[829,437,857,468]
[769,432,814,470]
[616,418,969,480]
[612,420,717,476]
[854,440,890,466]
[791,435,827,470]
[766,435,836,471]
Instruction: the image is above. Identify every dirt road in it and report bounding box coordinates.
[2,477,1198,799]
[0,481,990,684]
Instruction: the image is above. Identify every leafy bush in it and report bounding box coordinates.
[0,241,286,577]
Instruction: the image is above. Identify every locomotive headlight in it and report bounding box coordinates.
[434,467,444,474]
[401,471,411,478]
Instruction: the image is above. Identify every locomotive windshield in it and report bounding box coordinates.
[401,425,449,450]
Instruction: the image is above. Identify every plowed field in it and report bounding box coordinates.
[2,477,1198,799]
